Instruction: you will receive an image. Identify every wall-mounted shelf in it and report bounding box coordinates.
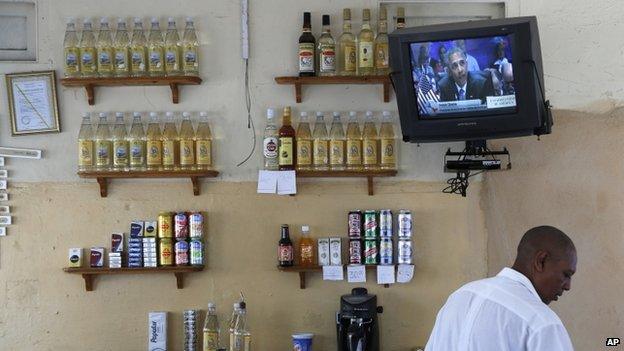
[60,76,202,105]
[63,265,204,292]
[77,170,219,197]
[274,75,392,103]
[297,169,397,196]
[278,265,390,289]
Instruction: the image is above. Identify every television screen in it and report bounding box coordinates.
[410,35,517,118]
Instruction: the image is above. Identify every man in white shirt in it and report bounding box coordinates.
[425,226,577,351]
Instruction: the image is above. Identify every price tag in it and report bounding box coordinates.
[0,206,9,215]
[277,171,297,195]
[0,216,11,225]
[347,265,366,283]
[0,227,5,236]
[0,157,4,166]
[397,264,415,283]
[0,180,6,190]
[0,193,8,202]
[257,170,277,194]
[322,265,344,281]
[377,265,395,285]
[0,170,7,178]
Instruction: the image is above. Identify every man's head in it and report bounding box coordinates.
[453,39,466,51]
[512,226,577,305]
[446,47,468,86]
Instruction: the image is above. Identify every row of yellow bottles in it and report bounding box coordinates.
[64,17,199,78]
[78,111,212,172]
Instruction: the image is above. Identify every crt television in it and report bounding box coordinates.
[389,16,551,143]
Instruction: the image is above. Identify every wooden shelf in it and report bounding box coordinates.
[278,265,390,289]
[274,75,392,103]
[297,169,397,196]
[60,76,202,105]
[78,170,219,197]
[63,265,204,292]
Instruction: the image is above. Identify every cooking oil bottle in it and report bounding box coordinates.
[312,111,329,171]
[179,112,196,170]
[195,111,212,170]
[181,17,199,76]
[95,112,112,170]
[128,112,146,171]
[329,111,346,170]
[79,18,97,77]
[113,18,130,77]
[146,112,163,171]
[164,17,181,76]
[130,18,147,77]
[78,112,94,171]
[162,111,178,171]
[148,17,165,76]
[380,111,397,170]
[362,111,379,170]
[63,17,80,77]
[296,111,312,171]
[346,111,363,170]
[96,17,114,77]
[112,112,129,171]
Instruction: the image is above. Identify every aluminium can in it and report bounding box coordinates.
[349,239,362,265]
[158,212,173,238]
[380,238,393,265]
[363,239,378,265]
[364,210,378,239]
[348,210,363,239]
[379,209,393,237]
[174,212,189,240]
[159,238,174,266]
[189,212,204,238]
[398,239,413,264]
[175,240,189,266]
[398,210,412,238]
[189,239,204,266]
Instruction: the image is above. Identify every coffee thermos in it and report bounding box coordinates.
[336,288,383,351]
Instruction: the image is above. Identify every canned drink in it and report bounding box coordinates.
[174,212,189,240]
[175,240,189,265]
[364,239,378,265]
[398,239,412,264]
[189,239,203,265]
[364,210,378,238]
[349,239,362,264]
[189,212,204,238]
[380,238,393,265]
[348,210,363,239]
[158,212,173,238]
[398,210,412,238]
[159,238,173,266]
[380,209,393,237]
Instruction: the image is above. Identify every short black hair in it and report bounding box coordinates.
[516,226,576,262]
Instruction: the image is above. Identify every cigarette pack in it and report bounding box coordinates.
[330,237,342,265]
[130,221,144,238]
[90,247,105,267]
[68,248,83,268]
[148,311,167,351]
[111,233,124,253]
[318,238,330,266]
[144,221,157,237]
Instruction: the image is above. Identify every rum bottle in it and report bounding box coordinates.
[231,303,251,351]
[263,108,279,170]
[181,17,199,76]
[79,18,97,77]
[195,111,212,170]
[94,112,112,170]
[164,17,181,76]
[228,303,241,351]
[278,107,296,170]
[202,303,220,351]
[363,111,379,170]
[312,111,329,171]
[338,9,356,76]
[396,7,406,30]
[147,17,165,76]
[146,112,163,171]
[78,112,94,171]
[113,18,130,77]
[130,18,147,77]
[357,9,375,76]
[298,12,315,77]
[380,111,397,170]
[128,112,146,171]
[295,111,312,171]
[299,225,315,266]
[96,17,114,77]
[317,15,336,76]
[329,111,346,170]
[179,112,196,170]
[374,7,390,75]
[346,111,363,170]
[112,112,129,171]
[162,111,179,171]
[278,224,294,267]
[63,18,80,77]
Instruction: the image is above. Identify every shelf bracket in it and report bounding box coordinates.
[96,177,108,197]
[85,85,95,105]
[295,83,302,103]
[367,176,374,196]
[170,83,179,104]
[82,274,94,292]
[190,177,200,196]
[299,272,306,289]
[383,81,390,102]
[174,272,184,289]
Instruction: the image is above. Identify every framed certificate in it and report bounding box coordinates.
[5,70,61,135]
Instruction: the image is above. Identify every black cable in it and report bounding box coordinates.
[525,59,550,110]
[236,58,256,167]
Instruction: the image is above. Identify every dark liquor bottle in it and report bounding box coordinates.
[298,12,316,76]
[278,107,296,170]
[278,224,294,267]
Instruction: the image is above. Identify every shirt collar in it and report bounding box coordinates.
[497,267,542,302]
[455,82,467,92]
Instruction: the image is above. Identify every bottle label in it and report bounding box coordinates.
[313,139,328,165]
[320,44,336,72]
[278,137,294,166]
[113,140,129,166]
[131,49,146,72]
[65,48,80,73]
[114,48,128,70]
[95,140,111,165]
[263,137,278,159]
[298,43,315,73]
[183,46,198,65]
[165,45,179,72]
[149,49,163,70]
[330,140,345,165]
[375,43,389,70]
[196,140,211,165]
[278,244,293,261]
[81,48,97,72]
[296,140,312,166]
[162,140,176,166]
[146,140,162,165]
[347,140,362,165]
[363,139,377,165]
[358,42,374,68]
[381,139,395,165]
[180,140,195,165]
[78,140,93,166]
[129,140,145,165]
[98,48,113,71]
[344,44,356,72]
[203,331,219,351]
[300,244,314,263]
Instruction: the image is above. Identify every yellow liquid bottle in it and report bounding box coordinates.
[329,112,346,171]
[112,112,129,171]
[78,113,94,171]
[96,17,114,77]
[357,9,375,76]
[146,112,163,171]
[317,15,336,76]
[312,112,329,171]
[148,17,165,77]
[164,17,181,76]
[63,18,80,78]
[396,7,406,30]
[94,112,112,170]
[162,112,179,171]
[181,17,199,76]
[179,112,196,170]
[338,9,356,76]
[113,18,130,77]
[79,18,97,77]
[195,111,212,170]
[128,112,146,171]
[380,111,397,170]
[299,225,315,266]
[296,111,312,171]
[363,111,379,170]
[130,18,147,77]
[374,7,390,75]
[346,111,363,170]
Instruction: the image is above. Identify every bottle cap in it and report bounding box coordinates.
[149,112,158,118]
[115,112,124,118]
[332,111,340,118]
[366,111,374,117]
[133,112,141,118]
[200,111,208,118]
[233,302,240,309]
[182,111,191,118]
[207,302,215,309]
[316,111,324,117]
[301,225,310,232]
[397,7,405,18]
[134,17,142,24]
[186,16,193,23]
[363,9,371,21]
[151,17,159,24]
[117,17,125,24]
[343,9,351,20]
[267,108,275,119]
[322,15,330,26]
[66,17,75,24]
[382,111,391,117]
[99,112,107,118]
[349,111,357,117]
[168,17,175,23]
[165,111,174,118]
[83,18,92,24]
[81,112,90,118]
[281,224,289,228]
[379,7,387,20]
[299,111,308,118]
[100,17,108,24]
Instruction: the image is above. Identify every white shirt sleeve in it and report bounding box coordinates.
[527,324,574,351]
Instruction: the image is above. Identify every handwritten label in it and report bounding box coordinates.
[323,265,344,281]
[277,171,297,195]
[347,265,366,283]
[377,265,395,285]
[257,170,277,194]
[0,227,5,236]
[0,180,7,190]
[397,264,415,283]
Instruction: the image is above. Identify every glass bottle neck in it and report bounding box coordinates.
[378,20,387,34]
[342,21,351,33]
[322,25,330,34]
[361,20,371,30]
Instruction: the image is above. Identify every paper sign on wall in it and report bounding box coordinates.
[323,265,344,281]
[397,264,415,283]
[257,170,277,194]
[277,171,296,195]
[347,265,366,283]
[377,265,395,285]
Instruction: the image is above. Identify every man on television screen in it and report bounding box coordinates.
[437,47,495,103]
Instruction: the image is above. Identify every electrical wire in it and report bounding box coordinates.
[236,58,256,167]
